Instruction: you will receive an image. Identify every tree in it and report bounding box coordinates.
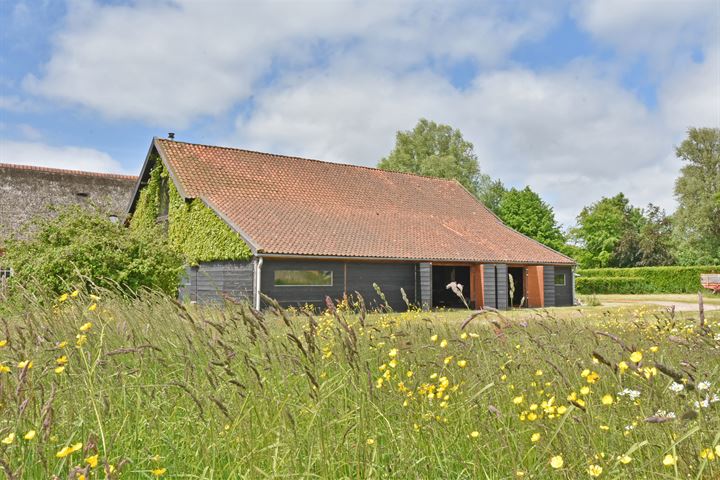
[379,118,489,196]
[476,176,507,215]
[497,187,565,251]
[3,206,183,296]
[571,193,645,268]
[637,204,675,266]
[673,127,720,265]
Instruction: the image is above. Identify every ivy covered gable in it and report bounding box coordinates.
[130,158,253,265]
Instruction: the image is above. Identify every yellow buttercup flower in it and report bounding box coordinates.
[54,366,65,374]
[76,334,87,348]
[699,448,715,461]
[23,430,36,441]
[430,334,438,342]
[662,454,676,466]
[460,332,468,340]
[439,339,448,348]
[152,468,167,476]
[70,289,80,298]
[79,322,93,332]
[618,361,629,373]
[531,432,540,442]
[87,303,97,312]
[0,339,7,347]
[587,465,602,477]
[512,395,524,405]
[601,394,614,405]
[1,433,15,445]
[550,455,564,469]
[0,364,10,374]
[17,360,32,369]
[580,386,590,395]
[85,454,99,468]
[444,356,453,365]
[388,348,398,358]
[630,351,643,363]
[618,454,632,464]
[57,341,68,349]
[470,431,479,438]
[58,293,69,302]
[457,360,467,368]
[649,345,659,352]
[56,355,68,365]
[586,371,599,383]
[56,442,82,458]
[366,438,375,445]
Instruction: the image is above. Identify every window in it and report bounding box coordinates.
[274,270,333,286]
[0,267,12,280]
[554,273,566,286]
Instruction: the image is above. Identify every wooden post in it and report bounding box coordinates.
[698,290,705,327]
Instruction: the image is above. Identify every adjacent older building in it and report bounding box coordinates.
[0,163,137,236]
[128,137,576,310]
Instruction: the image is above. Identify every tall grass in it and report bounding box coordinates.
[0,291,719,478]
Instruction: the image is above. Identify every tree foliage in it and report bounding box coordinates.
[572,194,675,268]
[673,127,720,265]
[3,206,184,296]
[497,187,565,251]
[378,119,505,211]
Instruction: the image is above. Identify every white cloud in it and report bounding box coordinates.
[574,0,717,61]
[0,140,126,174]
[24,0,555,125]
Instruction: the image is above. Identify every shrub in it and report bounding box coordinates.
[576,276,648,294]
[578,265,720,294]
[2,205,184,297]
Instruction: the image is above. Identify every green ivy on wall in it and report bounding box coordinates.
[130,159,253,264]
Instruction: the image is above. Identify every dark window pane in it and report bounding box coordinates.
[274,270,333,286]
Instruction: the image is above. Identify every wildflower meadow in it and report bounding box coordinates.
[1,291,719,479]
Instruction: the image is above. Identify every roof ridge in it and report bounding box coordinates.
[0,162,137,181]
[155,137,462,185]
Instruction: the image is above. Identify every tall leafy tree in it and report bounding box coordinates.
[497,187,565,251]
[571,193,645,268]
[637,204,675,266]
[673,127,720,265]
[476,176,507,215]
[379,119,501,204]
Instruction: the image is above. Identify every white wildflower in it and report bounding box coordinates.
[669,382,684,393]
[697,381,711,391]
[618,388,641,400]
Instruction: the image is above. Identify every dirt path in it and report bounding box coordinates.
[600,299,720,311]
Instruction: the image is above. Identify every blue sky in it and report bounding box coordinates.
[1,0,718,226]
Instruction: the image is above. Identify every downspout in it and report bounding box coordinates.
[254,256,263,310]
[571,265,577,306]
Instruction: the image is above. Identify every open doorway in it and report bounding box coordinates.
[432,265,471,308]
[508,267,526,307]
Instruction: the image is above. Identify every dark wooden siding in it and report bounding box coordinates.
[180,261,254,304]
[419,262,432,310]
[261,259,416,311]
[543,265,556,307]
[483,264,508,310]
[554,266,573,306]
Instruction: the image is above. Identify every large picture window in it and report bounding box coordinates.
[274,270,333,287]
[554,273,566,286]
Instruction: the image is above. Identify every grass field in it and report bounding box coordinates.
[1,292,719,479]
[594,294,720,307]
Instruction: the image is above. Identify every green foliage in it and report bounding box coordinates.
[378,119,508,213]
[578,265,720,294]
[3,206,183,296]
[130,160,252,264]
[571,194,675,268]
[576,276,647,294]
[673,127,720,265]
[497,186,565,251]
[2,294,719,478]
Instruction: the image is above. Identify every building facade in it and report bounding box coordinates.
[128,137,576,310]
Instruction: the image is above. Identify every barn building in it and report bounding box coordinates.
[128,137,576,310]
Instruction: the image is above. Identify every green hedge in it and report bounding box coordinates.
[577,266,720,294]
[576,276,647,295]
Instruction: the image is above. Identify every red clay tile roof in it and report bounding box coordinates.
[0,162,137,181]
[153,138,574,265]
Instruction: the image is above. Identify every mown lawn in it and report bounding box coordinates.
[1,292,719,479]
